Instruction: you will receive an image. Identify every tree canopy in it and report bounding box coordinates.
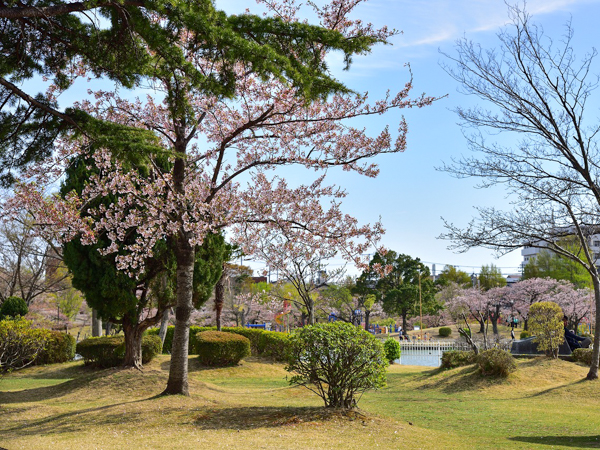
[0,0,389,186]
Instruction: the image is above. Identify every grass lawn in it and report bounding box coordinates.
[1,355,599,449]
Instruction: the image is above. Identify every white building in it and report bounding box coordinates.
[521,237,600,271]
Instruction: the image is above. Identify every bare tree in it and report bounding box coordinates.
[0,212,68,305]
[440,6,600,379]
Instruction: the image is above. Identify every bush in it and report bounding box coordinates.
[286,322,387,409]
[440,350,476,369]
[196,331,251,366]
[0,296,28,318]
[572,348,593,366]
[35,331,76,365]
[0,317,49,372]
[520,330,531,339]
[439,327,452,337]
[529,302,564,358]
[77,336,123,367]
[150,326,290,361]
[77,335,162,367]
[383,338,401,363]
[476,348,516,377]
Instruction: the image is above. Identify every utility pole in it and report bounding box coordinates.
[418,271,423,340]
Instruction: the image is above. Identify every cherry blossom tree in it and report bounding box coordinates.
[10,0,436,395]
[555,287,594,333]
[505,278,564,330]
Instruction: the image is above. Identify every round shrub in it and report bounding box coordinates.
[439,327,452,337]
[0,317,49,371]
[286,322,387,409]
[476,348,516,377]
[383,337,401,363]
[0,296,28,318]
[77,336,123,367]
[440,350,476,369]
[520,330,531,339]
[35,331,76,365]
[196,331,251,366]
[572,348,593,366]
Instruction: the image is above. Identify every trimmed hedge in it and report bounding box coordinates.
[572,348,593,366]
[438,327,452,337]
[476,348,516,377]
[440,350,476,369]
[149,326,290,361]
[196,331,250,366]
[35,331,76,365]
[76,335,162,367]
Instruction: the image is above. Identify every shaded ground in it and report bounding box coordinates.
[1,355,599,449]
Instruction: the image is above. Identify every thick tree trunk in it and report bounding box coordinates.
[92,309,102,337]
[364,310,371,331]
[401,313,408,334]
[214,271,225,331]
[122,317,144,370]
[586,278,600,380]
[163,236,195,395]
[158,308,171,345]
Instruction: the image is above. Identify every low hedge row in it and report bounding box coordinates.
[149,326,289,361]
[35,331,76,365]
[196,331,251,366]
[76,335,162,367]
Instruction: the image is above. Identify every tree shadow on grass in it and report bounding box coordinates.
[194,406,365,430]
[509,435,600,448]
[0,398,158,440]
[413,365,508,394]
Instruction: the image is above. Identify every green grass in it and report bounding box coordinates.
[1,356,599,449]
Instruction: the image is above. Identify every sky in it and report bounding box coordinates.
[216,0,600,279]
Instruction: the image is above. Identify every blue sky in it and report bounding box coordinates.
[46,0,600,279]
[231,0,600,279]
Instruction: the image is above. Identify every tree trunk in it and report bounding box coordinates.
[163,235,195,396]
[122,316,144,370]
[158,308,171,345]
[92,309,102,337]
[401,313,408,333]
[586,278,600,380]
[214,271,225,331]
[364,310,371,331]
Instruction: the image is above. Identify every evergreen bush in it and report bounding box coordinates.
[438,327,452,337]
[196,331,251,366]
[286,322,387,409]
[520,330,531,339]
[572,348,593,366]
[77,335,162,367]
[0,317,49,371]
[35,331,76,365]
[383,337,401,363]
[440,350,476,369]
[151,326,290,361]
[0,296,28,318]
[476,348,516,377]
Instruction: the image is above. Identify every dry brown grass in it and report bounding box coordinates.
[0,356,461,449]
